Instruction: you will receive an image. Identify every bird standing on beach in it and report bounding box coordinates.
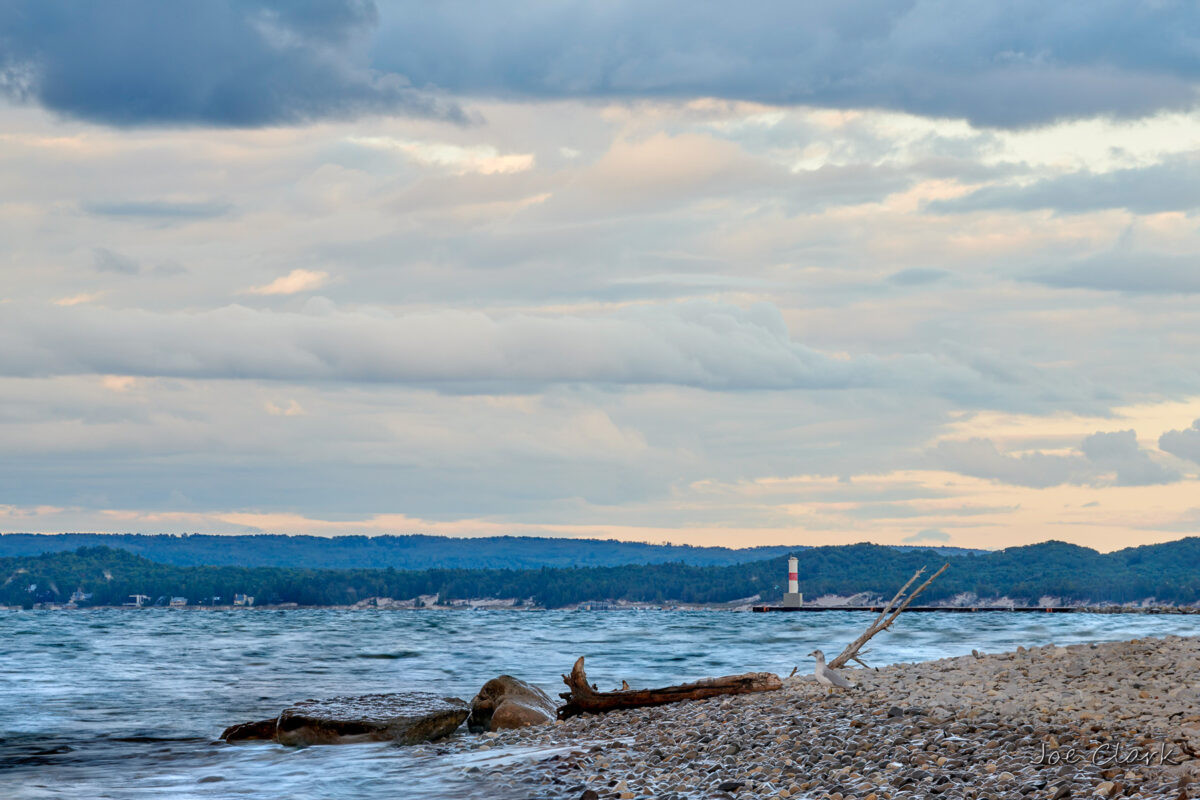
[808,649,854,693]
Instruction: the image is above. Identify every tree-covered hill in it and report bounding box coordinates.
[4,538,1199,609]
[0,532,978,571]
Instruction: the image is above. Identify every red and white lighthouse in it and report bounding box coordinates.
[783,556,802,607]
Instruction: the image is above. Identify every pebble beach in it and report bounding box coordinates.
[451,636,1200,800]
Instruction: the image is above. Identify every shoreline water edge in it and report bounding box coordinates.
[384,636,1200,800]
[11,599,1200,614]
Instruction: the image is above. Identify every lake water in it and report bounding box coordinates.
[5,608,1200,799]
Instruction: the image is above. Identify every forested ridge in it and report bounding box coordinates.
[4,538,1199,609]
[0,532,977,570]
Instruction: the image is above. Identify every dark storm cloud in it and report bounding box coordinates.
[0,0,462,126]
[3,1,1198,129]
[373,0,1200,128]
[931,159,1200,215]
[1027,253,1200,294]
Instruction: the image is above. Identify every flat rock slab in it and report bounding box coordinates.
[276,692,469,746]
[224,692,469,746]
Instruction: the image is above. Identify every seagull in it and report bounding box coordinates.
[808,649,854,693]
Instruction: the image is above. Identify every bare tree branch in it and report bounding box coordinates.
[828,563,949,670]
[872,566,924,628]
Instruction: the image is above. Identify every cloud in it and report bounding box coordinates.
[92,248,140,274]
[888,268,949,286]
[1027,253,1200,295]
[903,528,950,543]
[264,399,305,417]
[0,301,875,390]
[100,375,138,392]
[348,137,535,175]
[0,0,463,127]
[1160,419,1200,465]
[0,299,1088,408]
[932,437,1091,488]
[82,200,233,221]
[53,292,103,307]
[931,158,1200,215]
[932,430,1179,488]
[5,2,1199,130]
[374,0,1200,128]
[243,269,331,296]
[1079,430,1179,486]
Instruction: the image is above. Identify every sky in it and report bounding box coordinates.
[1,0,1199,551]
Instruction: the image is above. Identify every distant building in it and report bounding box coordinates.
[125,594,150,607]
[578,601,620,611]
[70,589,92,603]
[169,597,187,607]
[233,593,254,607]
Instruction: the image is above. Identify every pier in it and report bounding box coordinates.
[750,605,1197,614]
[751,604,1076,613]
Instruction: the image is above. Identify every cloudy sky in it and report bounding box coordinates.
[2,0,1200,551]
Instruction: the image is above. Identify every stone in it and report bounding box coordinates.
[468,675,558,732]
[274,692,469,746]
[220,718,279,742]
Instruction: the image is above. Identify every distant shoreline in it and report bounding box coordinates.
[13,602,1200,614]
[10,541,1200,610]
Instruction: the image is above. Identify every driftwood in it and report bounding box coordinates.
[557,657,782,719]
[827,562,950,670]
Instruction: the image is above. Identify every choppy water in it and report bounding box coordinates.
[4,609,1200,799]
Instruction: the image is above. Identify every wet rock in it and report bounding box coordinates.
[467,675,557,732]
[220,718,278,742]
[274,692,468,746]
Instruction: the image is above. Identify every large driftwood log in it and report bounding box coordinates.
[557,657,782,719]
[827,562,949,670]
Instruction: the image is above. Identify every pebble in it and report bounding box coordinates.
[434,636,1200,799]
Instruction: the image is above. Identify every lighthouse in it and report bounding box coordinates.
[783,556,803,607]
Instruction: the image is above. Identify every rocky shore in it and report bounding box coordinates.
[442,636,1200,799]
